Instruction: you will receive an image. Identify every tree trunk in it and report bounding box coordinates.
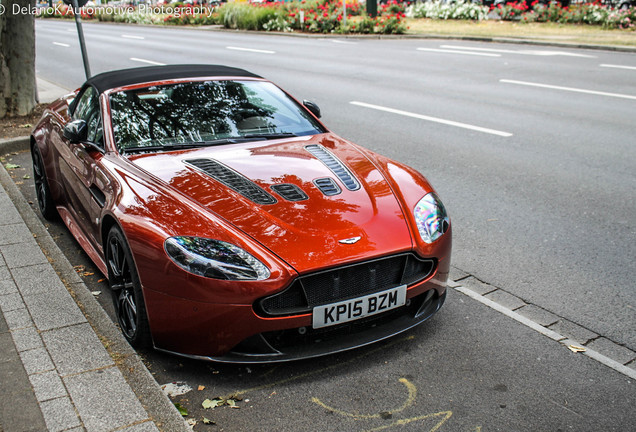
[0,0,36,119]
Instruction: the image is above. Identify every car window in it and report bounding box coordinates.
[109,80,326,153]
[73,86,104,147]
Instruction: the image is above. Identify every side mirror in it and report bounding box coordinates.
[63,119,88,143]
[303,100,321,119]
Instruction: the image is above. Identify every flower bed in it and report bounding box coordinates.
[36,0,635,32]
[493,1,635,29]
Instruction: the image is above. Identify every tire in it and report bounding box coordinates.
[106,226,152,348]
[31,143,58,221]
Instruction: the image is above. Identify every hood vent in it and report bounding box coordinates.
[313,178,341,196]
[185,158,277,205]
[305,144,360,191]
[271,184,308,202]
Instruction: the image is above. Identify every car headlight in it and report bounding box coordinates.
[413,193,450,244]
[164,236,270,280]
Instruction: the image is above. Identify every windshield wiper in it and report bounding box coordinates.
[242,132,298,140]
[121,138,253,154]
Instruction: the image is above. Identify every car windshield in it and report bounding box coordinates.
[109,80,326,153]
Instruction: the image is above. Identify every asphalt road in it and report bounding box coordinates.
[23,19,636,430]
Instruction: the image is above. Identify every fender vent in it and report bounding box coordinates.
[185,158,277,205]
[313,178,341,196]
[271,184,308,202]
[305,144,360,191]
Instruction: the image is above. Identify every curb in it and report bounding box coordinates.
[0,137,189,432]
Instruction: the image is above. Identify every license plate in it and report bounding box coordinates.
[312,285,407,329]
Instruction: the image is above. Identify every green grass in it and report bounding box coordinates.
[405,19,636,47]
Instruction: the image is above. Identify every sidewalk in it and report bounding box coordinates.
[0,80,189,432]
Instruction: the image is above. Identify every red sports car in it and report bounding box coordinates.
[31,65,451,362]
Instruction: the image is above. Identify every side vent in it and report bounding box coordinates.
[271,184,308,202]
[185,158,277,205]
[313,178,341,196]
[305,144,360,191]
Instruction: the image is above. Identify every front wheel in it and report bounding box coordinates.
[31,143,57,220]
[106,226,151,348]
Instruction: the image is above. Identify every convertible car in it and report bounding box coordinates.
[31,65,451,362]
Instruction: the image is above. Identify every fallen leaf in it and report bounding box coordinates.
[19,123,32,128]
[186,418,197,426]
[91,291,101,296]
[567,344,586,353]
[5,163,20,169]
[23,175,31,179]
[226,399,238,408]
[202,417,216,425]
[174,403,188,417]
[82,272,94,277]
[97,278,106,283]
[202,398,223,409]
[198,385,205,391]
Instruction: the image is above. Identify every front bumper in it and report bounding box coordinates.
[145,276,447,363]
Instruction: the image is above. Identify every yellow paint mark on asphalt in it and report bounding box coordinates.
[363,411,453,432]
[311,378,417,419]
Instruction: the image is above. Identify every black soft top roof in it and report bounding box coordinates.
[86,64,262,94]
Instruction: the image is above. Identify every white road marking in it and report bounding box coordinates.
[332,39,357,45]
[500,79,636,100]
[416,47,501,57]
[455,286,636,381]
[122,34,145,40]
[130,57,166,66]
[350,101,513,137]
[600,63,636,71]
[53,42,70,47]
[441,45,596,58]
[226,46,275,54]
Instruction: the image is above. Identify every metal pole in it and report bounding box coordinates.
[342,0,347,26]
[70,0,91,79]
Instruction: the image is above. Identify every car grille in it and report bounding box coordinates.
[185,158,277,205]
[305,144,360,191]
[257,253,435,316]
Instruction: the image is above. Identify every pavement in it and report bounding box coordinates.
[0,79,189,432]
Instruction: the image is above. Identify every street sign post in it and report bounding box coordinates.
[63,0,91,79]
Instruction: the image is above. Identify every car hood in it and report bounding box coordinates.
[126,134,413,273]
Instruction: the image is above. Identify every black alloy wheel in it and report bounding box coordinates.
[31,144,57,220]
[106,226,151,348]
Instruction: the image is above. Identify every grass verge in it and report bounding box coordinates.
[405,19,636,47]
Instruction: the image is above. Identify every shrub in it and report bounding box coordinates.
[219,3,282,31]
[407,0,489,21]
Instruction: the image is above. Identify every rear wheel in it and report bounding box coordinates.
[31,144,57,220]
[106,226,151,348]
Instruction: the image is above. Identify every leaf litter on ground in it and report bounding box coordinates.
[202,394,243,409]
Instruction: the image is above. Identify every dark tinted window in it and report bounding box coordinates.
[109,80,325,152]
[72,86,103,147]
